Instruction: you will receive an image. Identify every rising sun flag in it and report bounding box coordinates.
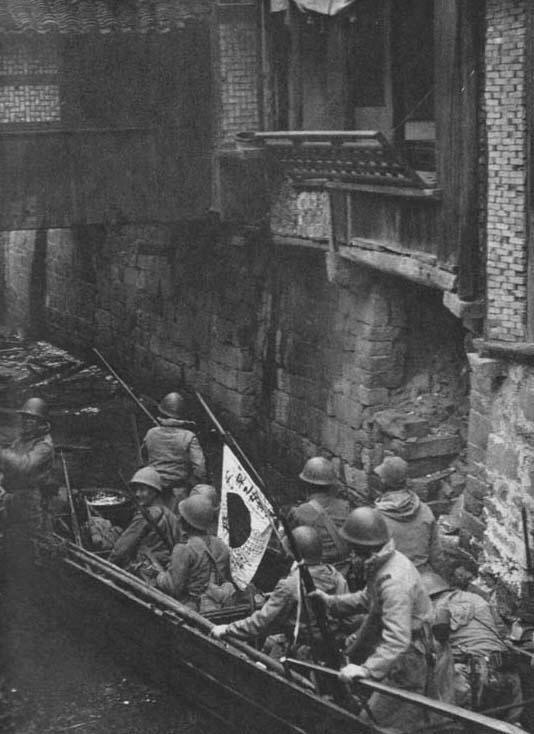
[218,444,274,590]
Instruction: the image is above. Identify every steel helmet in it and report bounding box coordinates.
[421,570,451,598]
[178,495,214,531]
[190,484,219,509]
[129,466,162,493]
[292,526,323,563]
[339,507,390,547]
[374,456,408,489]
[299,457,337,486]
[158,392,185,420]
[18,397,48,420]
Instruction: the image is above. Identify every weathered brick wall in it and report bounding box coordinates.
[215,4,260,144]
[485,0,528,341]
[0,37,60,123]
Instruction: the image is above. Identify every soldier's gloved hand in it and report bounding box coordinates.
[308,589,329,608]
[339,664,369,683]
[211,624,230,640]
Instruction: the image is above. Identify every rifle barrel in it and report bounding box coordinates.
[93,349,158,427]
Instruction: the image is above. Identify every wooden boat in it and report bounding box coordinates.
[28,533,524,734]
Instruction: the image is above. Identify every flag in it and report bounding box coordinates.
[218,444,273,590]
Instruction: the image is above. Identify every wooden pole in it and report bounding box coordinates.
[60,450,83,547]
[280,658,525,734]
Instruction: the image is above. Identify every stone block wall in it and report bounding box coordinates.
[485,0,528,341]
[2,222,468,506]
[466,354,534,597]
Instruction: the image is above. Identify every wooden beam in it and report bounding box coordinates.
[337,243,457,291]
[272,235,328,250]
[474,338,534,363]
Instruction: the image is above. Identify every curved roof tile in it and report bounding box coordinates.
[0,0,206,34]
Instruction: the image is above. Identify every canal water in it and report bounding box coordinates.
[0,335,223,734]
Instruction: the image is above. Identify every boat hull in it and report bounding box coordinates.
[30,539,373,734]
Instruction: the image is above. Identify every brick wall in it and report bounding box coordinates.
[0,37,60,124]
[216,4,260,144]
[485,0,528,341]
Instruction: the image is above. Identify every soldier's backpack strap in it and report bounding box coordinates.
[308,498,347,558]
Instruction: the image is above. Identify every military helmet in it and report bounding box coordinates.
[374,456,408,489]
[339,507,390,547]
[178,495,214,531]
[299,456,336,486]
[18,396,48,420]
[190,484,219,509]
[292,525,323,563]
[158,392,185,420]
[421,570,451,598]
[129,466,162,493]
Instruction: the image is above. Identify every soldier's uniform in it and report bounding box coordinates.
[156,495,232,611]
[433,588,522,723]
[225,561,348,653]
[287,457,350,565]
[0,398,54,535]
[142,393,206,512]
[327,541,435,731]
[374,457,443,574]
[109,467,180,580]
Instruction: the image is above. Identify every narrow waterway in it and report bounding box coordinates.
[0,335,223,734]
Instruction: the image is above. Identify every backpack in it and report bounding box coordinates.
[197,538,236,613]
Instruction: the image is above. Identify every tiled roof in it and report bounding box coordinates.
[0,0,207,34]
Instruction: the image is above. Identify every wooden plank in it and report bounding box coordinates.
[338,243,457,291]
[326,181,441,200]
[282,659,526,734]
[434,0,481,297]
[272,235,328,250]
[474,339,534,362]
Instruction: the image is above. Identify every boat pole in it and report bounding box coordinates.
[195,392,358,703]
[60,450,83,547]
[93,348,158,426]
[280,658,525,734]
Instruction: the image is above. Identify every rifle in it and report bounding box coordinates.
[117,470,174,553]
[195,393,345,677]
[60,450,83,547]
[93,348,158,427]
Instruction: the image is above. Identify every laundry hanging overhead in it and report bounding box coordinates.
[271,0,357,16]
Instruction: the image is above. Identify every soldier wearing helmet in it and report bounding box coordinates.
[141,391,207,513]
[0,396,54,533]
[310,507,438,733]
[109,466,180,576]
[373,456,444,575]
[211,526,348,657]
[422,570,522,724]
[287,457,350,565]
[156,495,232,610]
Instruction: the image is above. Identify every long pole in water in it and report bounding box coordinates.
[93,348,158,427]
[60,450,83,547]
[280,658,525,734]
[195,392,346,683]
